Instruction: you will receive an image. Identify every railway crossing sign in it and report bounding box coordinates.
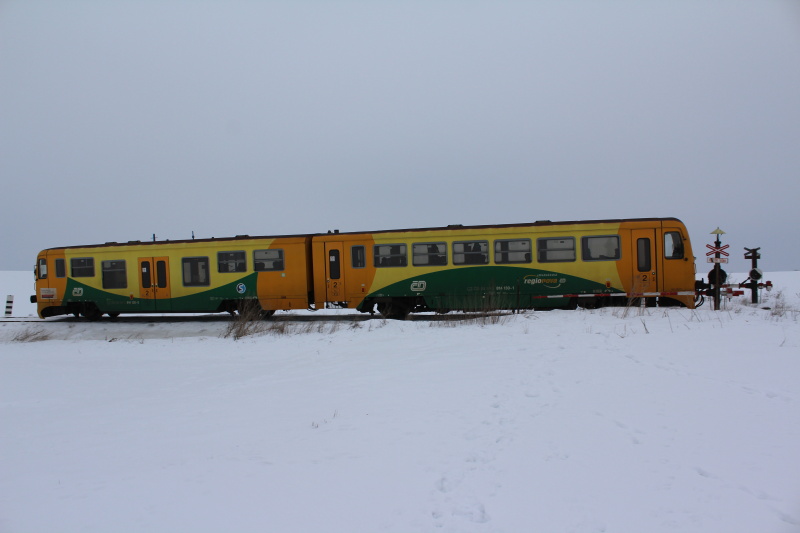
[706,243,730,256]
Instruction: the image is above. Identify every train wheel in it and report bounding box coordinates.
[82,305,102,321]
[578,298,602,310]
[377,301,410,320]
[107,312,120,319]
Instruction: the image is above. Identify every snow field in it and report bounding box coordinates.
[1,272,799,532]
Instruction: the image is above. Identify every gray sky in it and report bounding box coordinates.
[2,0,799,276]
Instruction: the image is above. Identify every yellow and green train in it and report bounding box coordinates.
[32,218,698,320]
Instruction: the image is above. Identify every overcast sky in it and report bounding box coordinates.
[2,0,799,275]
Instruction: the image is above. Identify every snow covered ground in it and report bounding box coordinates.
[1,271,798,532]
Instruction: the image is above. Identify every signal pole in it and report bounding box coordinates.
[706,228,729,310]
[744,247,762,304]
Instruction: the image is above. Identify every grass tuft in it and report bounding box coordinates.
[221,300,270,340]
[10,327,51,342]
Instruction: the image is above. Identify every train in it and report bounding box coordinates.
[31,217,698,320]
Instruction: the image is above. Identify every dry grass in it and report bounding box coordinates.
[221,300,270,340]
[765,291,799,320]
[221,304,370,340]
[427,310,514,328]
[10,327,51,342]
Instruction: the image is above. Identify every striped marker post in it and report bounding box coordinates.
[4,295,13,317]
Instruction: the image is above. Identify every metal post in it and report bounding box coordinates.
[707,228,729,311]
[744,247,761,304]
[4,295,13,317]
[713,235,721,310]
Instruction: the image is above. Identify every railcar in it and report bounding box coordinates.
[32,217,697,320]
[312,218,696,318]
[32,235,313,319]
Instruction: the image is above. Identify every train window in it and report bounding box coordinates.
[37,258,47,279]
[413,242,448,266]
[453,241,489,265]
[71,257,95,277]
[581,236,620,261]
[102,260,127,289]
[351,246,366,268]
[156,260,168,288]
[664,232,684,259]
[218,251,246,273]
[253,249,284,271]
[637,239,652,272]
[495,239,531,264]
[55,258,66,278]
[374,244,407,267]
[182,257,210,286]
[537,238,575,263]
[141,261,152,289]
[329,249,341,279]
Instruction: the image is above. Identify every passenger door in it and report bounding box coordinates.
[325,243,345,302]
[138,257,171,311]
[630,229,658,294]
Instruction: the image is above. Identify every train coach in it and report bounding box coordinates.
[31,235,313,320]
[32,217,697,320]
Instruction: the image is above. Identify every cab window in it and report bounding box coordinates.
[664,232,684,259]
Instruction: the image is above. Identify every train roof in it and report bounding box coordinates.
[319,217,685,237]
[40,233,311,252]
[40,217,686,251]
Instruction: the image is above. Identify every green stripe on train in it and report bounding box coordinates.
[363,266,622,310]
[63,273,259,313]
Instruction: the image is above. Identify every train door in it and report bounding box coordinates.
[630,229,658,294]
[138,257,171,310]
[346,244,371,301]
[325,243,346,302]
[659,228,694,301]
